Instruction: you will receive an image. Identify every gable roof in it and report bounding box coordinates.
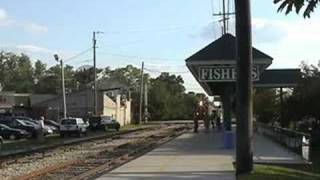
[185,33,273,62]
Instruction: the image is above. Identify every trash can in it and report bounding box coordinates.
[224,130,234,149]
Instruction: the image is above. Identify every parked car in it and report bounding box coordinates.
[0,124,31,140]
[89,116,120,131]
[44,120,60,130]
[0,117,39,138]
[60,118,87,137]
[22,120,53,136]
[15,116,54,135]
[44,123,59,134]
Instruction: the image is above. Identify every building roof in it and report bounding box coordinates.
[255,69,301,88]
[185,33,273,62]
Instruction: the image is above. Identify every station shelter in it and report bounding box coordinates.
[185,33,300,147]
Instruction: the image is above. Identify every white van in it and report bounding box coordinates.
[60,118,87,137]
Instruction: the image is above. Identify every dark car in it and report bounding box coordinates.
[15,116,54,135]
[0,124,31,140]
[89,116,120,131]
[0,117,39,138]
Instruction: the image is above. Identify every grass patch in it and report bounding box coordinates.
[238,165,320,180]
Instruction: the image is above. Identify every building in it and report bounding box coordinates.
[32,79,132,126]
[0,91,57,117]
[0,91,31,116]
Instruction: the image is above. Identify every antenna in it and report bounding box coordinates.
[212,0,235,35]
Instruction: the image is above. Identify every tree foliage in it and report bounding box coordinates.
[253,89,280,124]
[0,52,34,93]
[149,73,197,120]
[284,61,320,123]
[274,0,319,18]
[0,51,199,121]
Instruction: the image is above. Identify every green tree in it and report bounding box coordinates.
[74,66,103,90]
[35,64,77,94]
[103,65,147,91]
[274,0,319,18]
[287,62,320,122]
[253,89,279,124]
[103,65,149,122]
[0,52,34,93]
[34,60,46,81]
[148,72,195,120]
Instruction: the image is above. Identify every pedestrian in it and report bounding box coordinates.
[37,116,45,141]
[216,114,222,131]
[203,99,210,132]
[211,110,217,130]
[194,101,204,133]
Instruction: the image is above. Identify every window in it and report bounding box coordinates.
[61,119,76,125]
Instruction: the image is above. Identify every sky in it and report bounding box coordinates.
[1,0,320,94]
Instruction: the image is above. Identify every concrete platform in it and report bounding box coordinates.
[96,129,235,180]
[253,133,309,165]
[96,126,308,180]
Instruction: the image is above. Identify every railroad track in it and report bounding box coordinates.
[0,125,154,159]
[8,124,190,180]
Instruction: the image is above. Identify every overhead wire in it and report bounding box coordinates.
[103,21,216,35]
[97,51,181,62]
[64,48,92,63]
[144,67,189,74]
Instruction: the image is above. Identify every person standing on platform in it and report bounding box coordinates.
[211,110,217,130]
[194,100,207,133]
[203,98,210,132]
[216,113,222,131]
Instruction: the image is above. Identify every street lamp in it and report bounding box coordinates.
[54,54,67,119]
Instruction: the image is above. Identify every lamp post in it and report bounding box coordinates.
[54,54,67,119]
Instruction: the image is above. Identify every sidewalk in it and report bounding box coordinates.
[96,129,235,180]
[253,133,308,164]
[96,127,307,180]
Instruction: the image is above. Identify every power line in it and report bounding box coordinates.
[97,51,181,62]
[103,21,216,34]
[144,63,185,68]
[144,67,189,74]
[64,48,92,63]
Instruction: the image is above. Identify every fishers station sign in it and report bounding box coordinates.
[199,65,260,82]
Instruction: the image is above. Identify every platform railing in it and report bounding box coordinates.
[256,122,311,161]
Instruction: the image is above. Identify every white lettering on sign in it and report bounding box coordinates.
[198,65,260,82]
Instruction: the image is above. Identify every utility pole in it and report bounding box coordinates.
[222,0,227,35]
[213,0,235,35]
[144,81,148,123]
[93,32,97,116]
[93,31,103,116]
[54,54,67,119]
[139,62,144,124]
[235,0,254,175]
